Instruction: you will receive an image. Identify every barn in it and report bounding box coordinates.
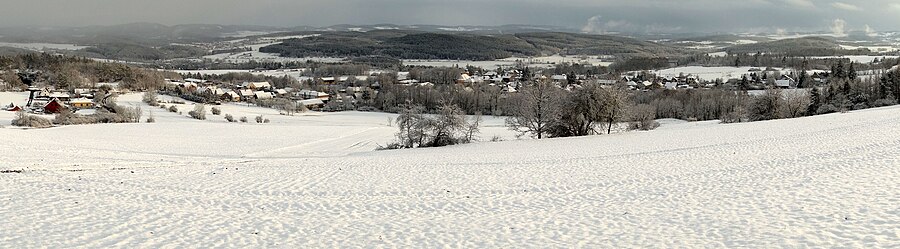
[43,98,66,114]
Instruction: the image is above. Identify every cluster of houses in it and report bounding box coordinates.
[619,70,828,91]
[6,87,101,114]
[166,78,338,109]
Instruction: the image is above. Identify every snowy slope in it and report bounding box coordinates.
[1,93,899,247]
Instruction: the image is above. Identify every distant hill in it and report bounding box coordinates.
[674,34,771,43]
[0,23,690,62]
[725,37,869,56]
[260,31,687,61]
[0,47,33,56]
[0,23,284,45]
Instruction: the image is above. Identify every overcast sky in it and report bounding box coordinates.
[2,0,899,33]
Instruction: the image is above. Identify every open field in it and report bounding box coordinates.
[1,92,899,247]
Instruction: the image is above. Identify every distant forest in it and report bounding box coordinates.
[259,31,685,61]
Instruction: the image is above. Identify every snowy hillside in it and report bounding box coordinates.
[1,93,898,247]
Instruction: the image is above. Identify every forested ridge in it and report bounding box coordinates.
[259,31,686,60]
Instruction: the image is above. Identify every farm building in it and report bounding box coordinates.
[70,98,94,109]
[43,98,66,114]
[246,82,272,90]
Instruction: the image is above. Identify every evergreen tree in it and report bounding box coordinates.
[842,80,852,96]
[808,87,821,114]
[798,70,809,88]
[848,62,857,81]
[834,60,846,79]
[740,75,749,91]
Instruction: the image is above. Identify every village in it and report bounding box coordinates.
[4,64,831,117]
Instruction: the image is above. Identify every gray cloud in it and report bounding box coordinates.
[1,0,899,33]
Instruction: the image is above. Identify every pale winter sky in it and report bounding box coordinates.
[2,0,900,33]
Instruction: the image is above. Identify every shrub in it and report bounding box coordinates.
[264,118,270,123]
[188,104,206,120]
[629,104,659,131]
[146,111,155,123]
[816,104,839,115]
[211,107,221,115]
[53,109,99,125]
[168,105,178,113]
[721,107,748,124]
[255,115,264,123]
[393,103,481,148]
[142,91,158,106]
[873,98,898,107]
[11,111,53,128]
[240,116,248,123]
[376,142,403,150]
[747,90,782,121]
[112,105,142,123]
[225,114,235,122]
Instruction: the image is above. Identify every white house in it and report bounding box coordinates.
[254,91,274,100]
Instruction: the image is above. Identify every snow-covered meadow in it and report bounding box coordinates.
[1,92,898,247]
[403,55,613,69]
[0,42,88,51]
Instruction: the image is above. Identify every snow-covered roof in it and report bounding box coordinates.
[248,82,271,88]
[299,99,324,106]
[664,82,678,90]
[69,98,92,104]
[254,91,273,99]
[775,80,792,87]
[48,92,70,98]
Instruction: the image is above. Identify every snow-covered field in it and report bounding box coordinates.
[403,55,613,69]
[647,66,820,81]
[1,92,899,247]
[812,55,900,64]
[204,34,346,64]
[0,42,88,51]
[170,69,309,81]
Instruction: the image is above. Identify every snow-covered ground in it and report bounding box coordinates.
[811,55,900,64]
[1,92,899,247]
[649,66,788,81]
[170,69,309,81]
[403,55,613,69]
[0,42,88,51]
[203,34,348,64]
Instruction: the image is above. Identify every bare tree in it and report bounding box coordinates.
[463,113,483,143]
[601,85,630,134]
[395,103,427,148]
[780,90,811,118]
[748,89,782,121]
[425,103,467,147]
[629,104,659,131]
[505,81,559,139]
[142,91,158,106]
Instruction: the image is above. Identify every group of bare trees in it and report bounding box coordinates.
[387,103,482,149]
[505,82,633,139]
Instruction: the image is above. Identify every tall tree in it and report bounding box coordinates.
[506,81,559,139]
[798,70,809,88]
[601,86,629,134]
[808,87,822,114]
